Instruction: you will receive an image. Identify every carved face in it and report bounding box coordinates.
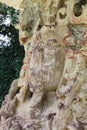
[29,46,65,92]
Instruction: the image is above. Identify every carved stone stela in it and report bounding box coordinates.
[0,0,87,130]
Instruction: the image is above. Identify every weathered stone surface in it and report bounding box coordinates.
[0,0,22,9]
[0,0,87,130]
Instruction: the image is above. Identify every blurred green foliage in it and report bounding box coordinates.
[0,2,24,106]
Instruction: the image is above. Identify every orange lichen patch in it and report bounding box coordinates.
[66,50,73,55]
[71,14,87,24]
[25,51,32,63]
[26,50,32,57]
[23,57,29,64]
[66,50,80,60]
[82,30,87,45]
[34,34,38,44]
[66,49,73,53]
[81,52,87,59]
[22,64,28,71]
[64,41,72,46]
[81,54,87,60]
[81,40,87,45]
[84,30,87,35]
[69,56,77,60]
[40,0,47,8]
[69,50,81,60]
[42,0,47,4]
[21,37,27,44]
[74,50,81,54]
[71,15,80,24]
[66,49,73,57]
[63,30,72,45]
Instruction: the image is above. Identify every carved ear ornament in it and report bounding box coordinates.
[69,0,87,24]
[57,0,87,25]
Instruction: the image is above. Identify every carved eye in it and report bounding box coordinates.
[73,3,82,17]
[58,4,67,19]
[59,12,67,19]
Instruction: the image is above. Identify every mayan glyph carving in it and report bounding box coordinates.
[0,0,87,130]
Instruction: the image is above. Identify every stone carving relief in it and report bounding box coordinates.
[0,0,87,130]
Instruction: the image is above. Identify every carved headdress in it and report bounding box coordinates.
[38,0,61,25]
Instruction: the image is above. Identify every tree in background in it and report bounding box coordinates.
[0,2,24,106]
